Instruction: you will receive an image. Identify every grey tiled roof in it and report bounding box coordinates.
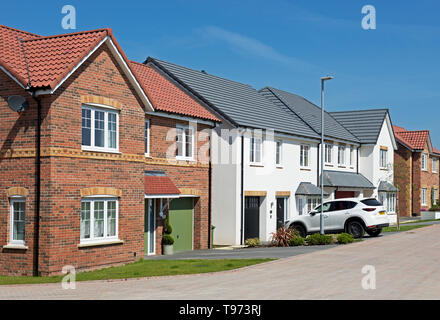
[378,181,398,192]
[329,109,389,144]
[147,58,320,139]
[323,170,375,189]
[295,182,327,196]
[260,87,360,144]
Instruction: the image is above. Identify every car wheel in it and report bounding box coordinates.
[346,221,365,239]
[290,224,306,238]
[366,228,382,237]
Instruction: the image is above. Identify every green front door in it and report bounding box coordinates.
[169,198,193,252]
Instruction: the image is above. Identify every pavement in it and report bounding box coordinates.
[1,224,440,300]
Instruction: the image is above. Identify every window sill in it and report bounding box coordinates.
[276,165,283,169]
[324,163,333,167]
[176,157,196,162]
[380,167,388,171]
[300,167,311,171]
[3,244,28,250]
[82,147,121,154]
[250,163,264,167]
[338,165,346,168]
[78,239,124,248]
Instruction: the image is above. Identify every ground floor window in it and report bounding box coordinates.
[81,198,118,243]
[422,188,427,206]
[297,196,321,215]
[10,198,26,245]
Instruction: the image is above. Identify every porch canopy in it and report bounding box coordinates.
[378,181,398,192]
[295,182,328,196]
[144,171,180,198]
[322,170,375,189]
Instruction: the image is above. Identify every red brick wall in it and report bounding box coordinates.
[0,44,212,275]
[394,143,412,217]
[418,145,440,212]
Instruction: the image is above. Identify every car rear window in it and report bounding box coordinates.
[361,198,382,206]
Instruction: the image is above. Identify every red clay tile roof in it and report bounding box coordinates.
[395,130,429,150]
[130,61,220,122]
[392,125,407,133]
[144,175,180,195]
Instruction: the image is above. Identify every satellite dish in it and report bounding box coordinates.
[7,95,29,112]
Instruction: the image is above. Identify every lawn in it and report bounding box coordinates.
[0,258,274,286]
[382,224,430,233]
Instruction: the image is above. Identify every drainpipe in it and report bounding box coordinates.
[207,131,212,249]
[240,134,244,245]
[31,92,41,277]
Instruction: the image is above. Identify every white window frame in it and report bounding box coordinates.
[145,119,150,157]
[433,188,438,205]
[422,188,427,206]
[250,135,263,165]
[380,149,387,168]
[176,124,195,161]
[300,144,310,168]
[10,198,26,246]
[81,105,119,153]
[422,153,428,171]
[324,144,333,164]
[433,158,437,173]
[338,145,346,165]
[350,147,354,166]
[80,197,119,244]
[275,139,283,166]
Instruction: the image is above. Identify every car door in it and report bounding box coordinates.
[307,202,332,232]
[327,201,357,231]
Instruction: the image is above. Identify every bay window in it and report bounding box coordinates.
[82,105,119,152]
[80,198,118,243]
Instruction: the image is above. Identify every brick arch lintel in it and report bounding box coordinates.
[80,187,122,198]
[81,95,123,110]
[6,187,29,198]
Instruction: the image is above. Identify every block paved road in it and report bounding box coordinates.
[1,225,440,300]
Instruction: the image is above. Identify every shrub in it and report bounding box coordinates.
[306,233,333,246]
[289,236,305,246]
[162,234,174,245]
[244,238,261,247]
[336,233,354,244]
[164,215,172,234]
[271,226,298,247]
[429,204,440,212]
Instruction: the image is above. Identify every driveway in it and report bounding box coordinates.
[1,225,440,299]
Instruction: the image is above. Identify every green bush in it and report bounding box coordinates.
[162,234,174,245]
[164,215,172,234]
[429,204,440,212]
[306,233,333,245]
[289,236,305,246]
[271,226,298,247]
[244,238,261,247]
[336,233,354,244]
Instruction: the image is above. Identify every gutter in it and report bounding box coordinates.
[240,134,244,245]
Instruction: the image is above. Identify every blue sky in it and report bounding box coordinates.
[2,0,440,145]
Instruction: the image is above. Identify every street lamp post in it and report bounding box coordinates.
[320,76,334,234]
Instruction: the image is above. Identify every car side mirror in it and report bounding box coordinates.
[310,211,317,216]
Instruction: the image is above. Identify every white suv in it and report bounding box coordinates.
[285,198,390,238]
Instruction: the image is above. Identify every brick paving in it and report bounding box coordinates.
[1,224,440,300]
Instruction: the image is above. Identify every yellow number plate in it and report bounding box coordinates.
[379,211,386,215]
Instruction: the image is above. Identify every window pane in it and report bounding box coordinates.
[176,127,183,157]
[276,141,281,165]
[81,202,91,239]
[94,201,104,238]
[250,138,255,162]
[255,138,261,163]
[82,109,91,146]
[12,202,25,241]
[108,113,117,149]
[94,111,105,147]
[107,201,116,237]
[185,128,193,158]
[145,120,149,154]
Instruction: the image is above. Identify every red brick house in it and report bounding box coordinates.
[393,125,440,216]
[0,25,219,276]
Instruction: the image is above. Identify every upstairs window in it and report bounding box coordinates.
[145,119,150,156]
[422,153,428,171]
[82,106,119,152]
[300,145,310,168]
[276,140,282,166]
[380,149,387,168]
[250,136,263,164]
[433,158,437,173]
[176,124,194,160]
[350,147,354,166]
[338,145,345,165]
[324,144,333,164]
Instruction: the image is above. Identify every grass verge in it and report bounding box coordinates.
[400,219,440,224]
[383,224,430,233]
[0,258,274,286]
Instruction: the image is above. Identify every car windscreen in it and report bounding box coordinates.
[361,198,382,206]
